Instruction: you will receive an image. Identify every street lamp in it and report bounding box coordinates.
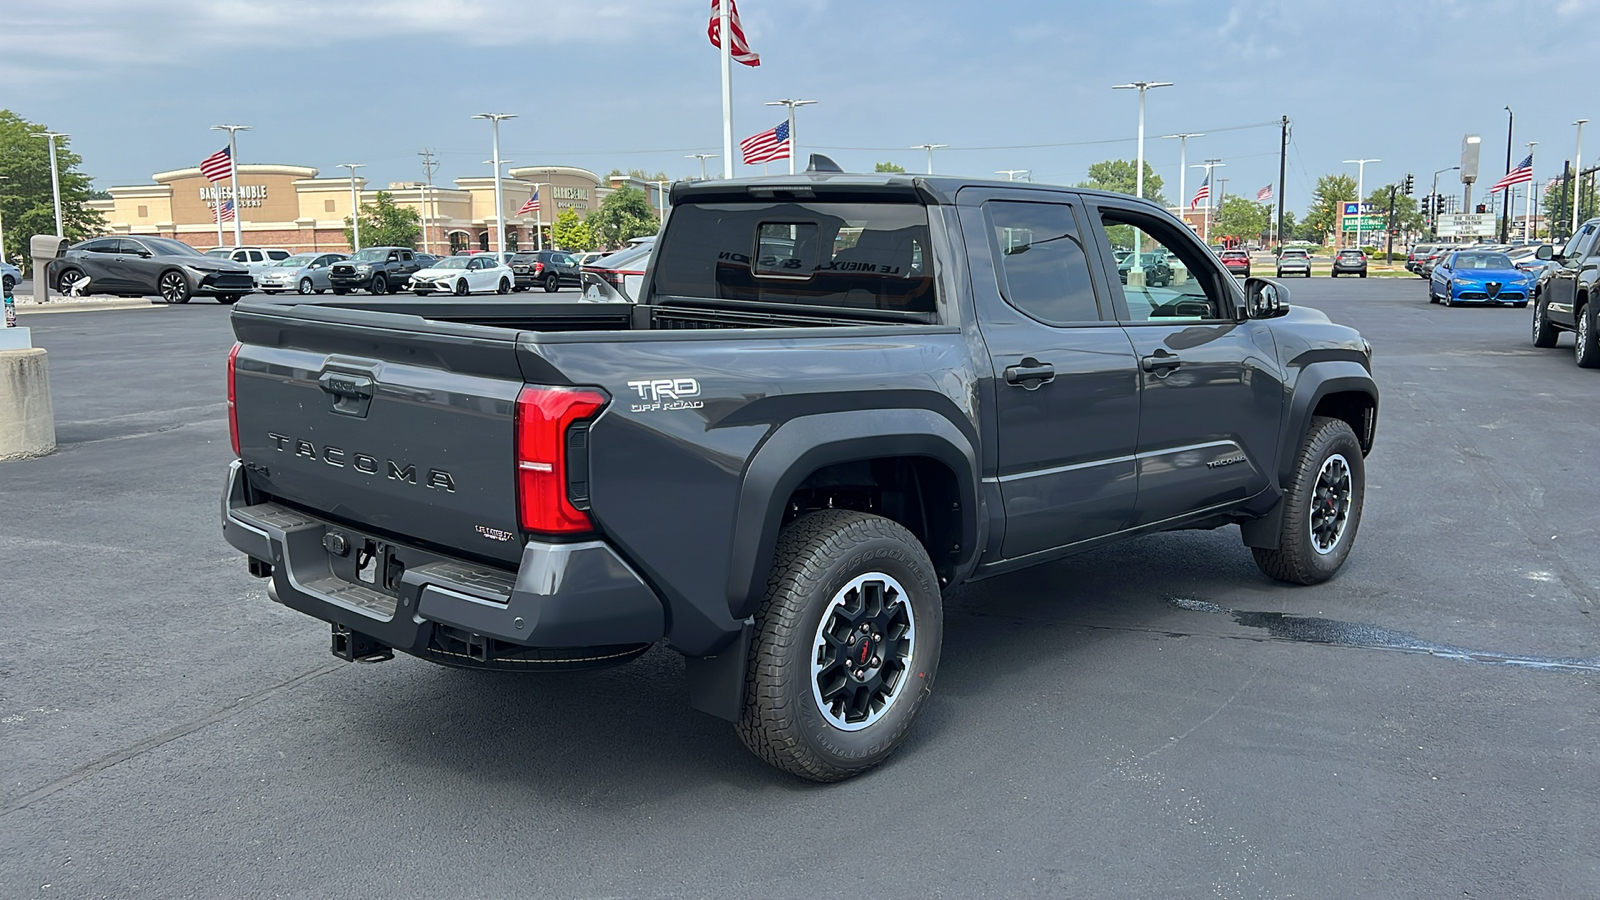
[1161,132,1204,222]
[648,180,671,221]
[1191,159,1224,244]
[995,170,1030,182]
[211,124,250,247]
[1573,119,1588,236]
[31,131,68,237]
[1430,166,1459,237]
[686,153,718,181]
[913,144,948,175]
[338,164,365,251]
[473,113,517,264]
[764,99,817,175]
[1111,81,1173,204]
[1343,158,1380,248]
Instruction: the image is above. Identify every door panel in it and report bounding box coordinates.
[959,191,1142,559]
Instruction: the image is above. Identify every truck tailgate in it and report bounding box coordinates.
[231,305,527,566]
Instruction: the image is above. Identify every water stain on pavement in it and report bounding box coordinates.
[1170,597,1600,674]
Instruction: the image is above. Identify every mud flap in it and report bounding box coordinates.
[684,618,754,722]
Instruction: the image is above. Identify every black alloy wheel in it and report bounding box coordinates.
[454,278,469,296]
[2,275,15,293]
[1576,302,1600,368]
[56,267,87,295]
[544,272,560,293]
[369,274,387,295]
[497,277,511,295]
[158,270,191,304]
[298,277,314,295]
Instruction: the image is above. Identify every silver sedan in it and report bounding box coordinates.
[257,252,348,295]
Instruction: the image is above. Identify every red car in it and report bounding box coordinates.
[1219,249,1251,276]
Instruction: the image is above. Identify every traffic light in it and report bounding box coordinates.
[1403,174,1414,195]
[1476,203,1487,214]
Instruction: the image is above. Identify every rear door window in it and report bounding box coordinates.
[650,201,935,314]
[984,200,1103,324]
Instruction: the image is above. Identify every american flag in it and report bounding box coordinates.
[741,121,790,166]
[1256,184,1273,202]
[1490,155,1534,193]
[199,146,233,183]
[708,0,760,67]
[1191,175,1210,209]
[214,199,235,222]
[518,189,540,215]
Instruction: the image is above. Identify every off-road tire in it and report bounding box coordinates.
[1251,416,1365,585]
[1575,300,1599,368]
[736,510,942,782]
[1532,295,1558,347]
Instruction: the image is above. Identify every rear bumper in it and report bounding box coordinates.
[221,461,664,655]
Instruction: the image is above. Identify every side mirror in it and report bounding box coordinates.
[1535,245,1553,261]
[1243,276,1289,319]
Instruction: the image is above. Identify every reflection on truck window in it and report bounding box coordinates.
[651,201,936,314]
[1097,210,1224,323]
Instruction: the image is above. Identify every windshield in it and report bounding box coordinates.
[1452,253,1514,269]
[275,254,316,267]
[204,248,232,258]
[427,257,470,270]
[351,248,392,262]
[145,237,205,257]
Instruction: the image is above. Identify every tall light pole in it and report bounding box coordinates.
[913,143,947,175]
[1191,159,1224,244]
[648,180,671,222]
[1162,131,1204,221]
[764,99,817,175]
[474,113,516,264]
[1430,166,1458,237]
[211,125,249,246]
[1112,81,1173,205]
[0,175,9,267]
[1573,119,1588,236]
[1343,158,1379,248]
[338,163,365,251]
[1524,141,1538,241]
[686,153,718,181]
[996,170,1029,182]
[32,131,68,237]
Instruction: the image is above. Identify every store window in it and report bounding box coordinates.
[137,205,148,219]
[448,231,469,254]
[324,199,336,213]
[478,232,490,252]
[506,231,519,253]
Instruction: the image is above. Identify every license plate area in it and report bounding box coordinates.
[326,532,406,596]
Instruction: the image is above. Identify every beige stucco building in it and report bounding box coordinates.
[88,164,667,254]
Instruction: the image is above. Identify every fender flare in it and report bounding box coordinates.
[724,408,981,621]
[1278,360,1378,488]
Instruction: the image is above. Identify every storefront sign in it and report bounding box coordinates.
[199,185,269,208]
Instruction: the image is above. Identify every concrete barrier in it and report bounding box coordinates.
[0,348,56,460]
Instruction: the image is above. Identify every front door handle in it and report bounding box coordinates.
[1140,350,1183,375]
[1004,358,1055,390]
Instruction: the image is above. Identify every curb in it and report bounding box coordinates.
[14,298,165,315]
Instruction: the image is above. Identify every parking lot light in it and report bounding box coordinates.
[474,113,518,265]
[1112,81,1172,205]
[30,131,68,237]
[1344,158,1379,249]
[211,125,250,247]
[913,143,947,175]
[338,164,366,251]
[686,153,718,181]
[764,99,816,175]
[1574,119,1588,236]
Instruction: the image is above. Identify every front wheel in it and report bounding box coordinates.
[298,278,314,295]
[332,287,348,295]
[369,274,387,295]
[157,270,191,304]
[737,510,942,782]
[1575,303,1600,368]
[454,278,469,297]
[1250,416,1365,585]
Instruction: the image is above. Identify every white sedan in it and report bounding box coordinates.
[410,255,514,296]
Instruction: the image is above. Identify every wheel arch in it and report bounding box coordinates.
[1280,363,1377,486]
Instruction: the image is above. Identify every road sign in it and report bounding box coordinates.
[1340,214,1388,232]
[1342,202,1376,216]
[1436,213,1495,237]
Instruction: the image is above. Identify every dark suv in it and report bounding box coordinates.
[509,250,582,292]
[1332,249,1368,278]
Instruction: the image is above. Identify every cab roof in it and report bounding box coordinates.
[670,169,1170,212]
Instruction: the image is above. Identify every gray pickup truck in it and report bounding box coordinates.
[222,164,1378,781]
[327,246,422,295]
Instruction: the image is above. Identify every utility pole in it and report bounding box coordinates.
[418,148,439,256]
[1385,184,1398,267]
[1276,116,1289,247]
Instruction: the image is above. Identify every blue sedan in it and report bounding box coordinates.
[1429,250,1533,308]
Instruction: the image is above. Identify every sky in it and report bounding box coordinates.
[3,0,1596,214]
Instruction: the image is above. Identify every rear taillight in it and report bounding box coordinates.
[515,386,608,535]
[227,342,241,456]
[533,262,544,274]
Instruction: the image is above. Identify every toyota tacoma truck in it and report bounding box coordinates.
[328,246,423,295]
[221,161,1378,782]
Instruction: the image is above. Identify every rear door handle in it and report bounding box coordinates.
[1003,359,1055,390]
[1140,351,1183,374]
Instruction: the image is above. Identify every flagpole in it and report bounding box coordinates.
[1525,142,1537,242]
[215,187,224,248]
[720,2,734,179]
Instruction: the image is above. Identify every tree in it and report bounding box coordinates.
[874,161,906,173]
[1078,159,1167,206]
[344,191,420,250]
[1277,209,1298,242]
[551,208,595,252]
[590,186,657,249]
[0,109,107,267]
[1304,174,1358,243]
[1213,196,1271,244]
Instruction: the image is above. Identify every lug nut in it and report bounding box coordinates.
[870,656,880,667]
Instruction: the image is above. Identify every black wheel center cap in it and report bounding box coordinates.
[847,635,876,674]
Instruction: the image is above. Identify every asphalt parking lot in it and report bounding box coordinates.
[3,279,1597,899]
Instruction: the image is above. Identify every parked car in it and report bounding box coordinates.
[48,235,252,304]
[509,250,582,292]
[204,246,293,283]
[573,251,608,268]
[581,238,656,302]
[1116,251,1174,286]
[409,254,514,295]
[1276,248,1312,278]
[1530,217,1600,365]
[413,253,441,270]
[1219,248,1251,277]
[1507,244,1555,275]
[221,170,1378,782]
[329,247,424,294]
[1428,249,1533,308]
[1406,243,1437,274]
[1331,249,1367,278]
[1,261,20,293]
[256,252,348,295]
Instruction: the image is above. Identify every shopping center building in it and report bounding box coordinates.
[87,164,667,254]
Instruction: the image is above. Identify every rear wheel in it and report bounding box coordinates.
[497,277,511,295]
[1575,301,1600,368]
[544,272,560,293]
[56,267,88,295]
[157,270,191,304]
[454,278,469,296]
[737,510,942,782]
[1251,416,1365,585]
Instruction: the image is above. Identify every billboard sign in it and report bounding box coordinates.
[1436,213,1494,237]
